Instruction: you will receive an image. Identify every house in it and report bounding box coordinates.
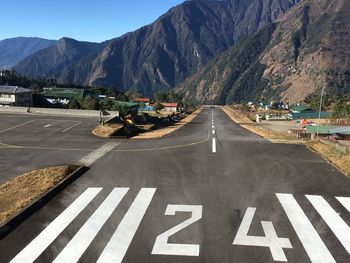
[42,87,85,105]
[162,103,178,113]
[306,125,337,135]
[329,126,350,141]
[133,98,151,106]
[0,86,33,107]
[138,105,155,112]
[306,125,350,140]
[288,105,330,120]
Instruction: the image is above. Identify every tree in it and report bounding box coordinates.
[68,97,81,109]
[153,102,165,113]
[105,88,117,98]
[154,92,168,103]
[100,97,114,110]
[112,103,129,116]
[181,98,196,111]
[83,96,99,110]
[332,100,350,119]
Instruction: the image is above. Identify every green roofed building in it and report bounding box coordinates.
[306,125,337,135]
[42,87,85,105]
[288,105,331,120]
[115,101,139,116]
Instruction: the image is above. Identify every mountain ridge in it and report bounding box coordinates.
[13,0,300,97]
[176,0,350,103]
[0,37,57,69]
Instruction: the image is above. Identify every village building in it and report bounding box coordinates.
[162,103,178,113]
[133,98,152,106]
[115,101,139,116]
[0,86,33,107]
[288,105,330,120]
[42,87,85,105]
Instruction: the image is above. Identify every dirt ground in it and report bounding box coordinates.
[0,166,74,224]
[132,107,203,139]
[308,142,350,177]
[222,106,253,124]
[223,106,350,177]
[222,106,297,142]
[92,124,123,138]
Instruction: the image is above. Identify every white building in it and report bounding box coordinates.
[0,86,33,107]
[162,103,178,113]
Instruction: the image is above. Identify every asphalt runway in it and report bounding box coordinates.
[0,108,350,262]
[0,113,107,183]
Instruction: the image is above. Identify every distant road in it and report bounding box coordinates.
[1,107,349,262]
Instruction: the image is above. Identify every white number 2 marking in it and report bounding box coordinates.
[152,205,202,256]
[233,208,293,262]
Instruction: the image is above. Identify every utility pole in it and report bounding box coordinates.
[316,85,325,138]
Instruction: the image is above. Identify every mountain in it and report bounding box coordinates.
[14,37,104,79]
[14,0,299,96]
[0,37,57,69]
[177,0,350,104]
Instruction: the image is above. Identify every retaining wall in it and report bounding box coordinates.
[0,106,119,118]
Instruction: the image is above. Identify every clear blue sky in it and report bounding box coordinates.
[1,0,185,42]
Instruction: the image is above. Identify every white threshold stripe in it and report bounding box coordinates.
[337,197,350,212]
[79,142,119,166]
[53,188,129,263]
[10,188,102,263]
[212,138,216,153]
[307,195,350,254]
[276,193,335,263]
[97,188,156,263]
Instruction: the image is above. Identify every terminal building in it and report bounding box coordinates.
[0,86,33,107]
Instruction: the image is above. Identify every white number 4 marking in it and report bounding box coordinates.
[233,208,293,262]
[152,205,202,256]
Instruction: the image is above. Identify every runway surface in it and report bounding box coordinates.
[0,107,349,262]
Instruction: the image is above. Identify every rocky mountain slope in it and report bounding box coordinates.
[177,0,350,104]
[13,0,299,96]
[14,38,104,80]
[0,37,56,69]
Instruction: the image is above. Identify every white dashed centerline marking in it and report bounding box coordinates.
[211,108,216,153]
[212,138,216,153]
